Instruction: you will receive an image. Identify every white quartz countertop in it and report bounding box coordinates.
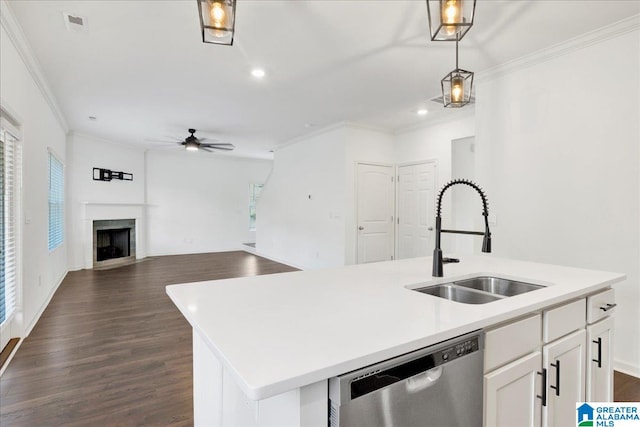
[166,254,624,400]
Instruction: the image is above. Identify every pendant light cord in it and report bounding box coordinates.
[455,34,459,69]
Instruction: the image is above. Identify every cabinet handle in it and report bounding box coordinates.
[592,337,602,368]
[536,369,547,407]
[599,303,617,312]
[550,360,561,396]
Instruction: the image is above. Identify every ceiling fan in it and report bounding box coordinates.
[151,129,235,152]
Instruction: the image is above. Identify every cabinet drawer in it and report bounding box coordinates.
[543,299,586,343]
[485,314,541,372]
[587,289,616,324]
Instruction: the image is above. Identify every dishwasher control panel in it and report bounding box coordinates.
[439,336,480,361]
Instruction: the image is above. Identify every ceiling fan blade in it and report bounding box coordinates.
[144,138,179,144]
[201,143,235,148]
[200,147,213,153]
[204,146,234,151]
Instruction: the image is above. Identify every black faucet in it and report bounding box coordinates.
[432,179,491,277]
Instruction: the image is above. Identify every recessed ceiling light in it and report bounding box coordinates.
[417,109,428,116]
[251,68,265,78]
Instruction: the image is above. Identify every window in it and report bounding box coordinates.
[48,150,64,251]
[1,125,21,326]
[249,183,264,231]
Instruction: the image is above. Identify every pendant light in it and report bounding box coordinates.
[441,36,473,108]
[197,0,236,46]
[426,0,476,41]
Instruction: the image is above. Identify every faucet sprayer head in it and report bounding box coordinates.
[435,179,489,218]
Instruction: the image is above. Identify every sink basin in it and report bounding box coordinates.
[453,276,545,297]
[414,276,545,304]
[417,284,502,304]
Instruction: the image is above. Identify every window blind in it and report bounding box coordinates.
[48,151,64,252]
[1,128,20,325]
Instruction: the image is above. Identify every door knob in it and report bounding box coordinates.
[428,227,434,231]
[358,226,364,230]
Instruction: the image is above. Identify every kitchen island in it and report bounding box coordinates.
[166,254,624,427]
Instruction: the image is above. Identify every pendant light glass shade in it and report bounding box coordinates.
[441,69,473,107]
[426,0,476,41]
[197,0,236,45]
[441,37,473,108]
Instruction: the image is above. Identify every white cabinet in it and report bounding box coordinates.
[483,315,543,427]
[586,316,614,401]
[484,351,542,427]
[585,289,615,402]
[542,329,586,427]
[484,289,614,427]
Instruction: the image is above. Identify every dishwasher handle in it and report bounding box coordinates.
[406,366,443,393]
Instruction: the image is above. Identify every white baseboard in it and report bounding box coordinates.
[252,250,306,271]
[0,337,23,377]
[241,244,257,255]
[615,358,640,378]
[25,270,68,337]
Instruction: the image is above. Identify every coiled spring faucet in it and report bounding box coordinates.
[432,179,491,277]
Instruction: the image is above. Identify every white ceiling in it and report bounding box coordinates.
[6,1,640,159]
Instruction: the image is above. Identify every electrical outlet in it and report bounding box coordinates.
[38,275,42,287]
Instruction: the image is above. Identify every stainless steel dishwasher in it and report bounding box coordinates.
[329,331,484,427]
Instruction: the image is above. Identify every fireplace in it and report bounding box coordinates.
[93,219,136,269]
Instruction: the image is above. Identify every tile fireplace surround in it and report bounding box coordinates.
[82,202,146,270]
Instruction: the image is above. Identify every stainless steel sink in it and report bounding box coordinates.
[453,276,545,297]
[417,284,502,304]
[414,276,545,304]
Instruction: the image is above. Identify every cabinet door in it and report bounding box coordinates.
[543,329,586,427]
[484,351,542,427]
[586,316,614,401]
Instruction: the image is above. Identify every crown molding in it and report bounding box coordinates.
[274,120,393,152]
[478,14,640,83]
[342,121,392,135]
[274,122,348,152]
[67,131,148,152]
[394,108,475,135]
[0,0,69,132]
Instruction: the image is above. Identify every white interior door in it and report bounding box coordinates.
[356,163,394,264]
[396,162,436,259]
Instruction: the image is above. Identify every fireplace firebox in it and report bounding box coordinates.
[93,219,136,269]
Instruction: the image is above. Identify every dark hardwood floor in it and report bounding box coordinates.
[0,251,297,427]
[1,251,639,426]
[615,370,640,402]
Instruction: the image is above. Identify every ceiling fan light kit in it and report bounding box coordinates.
[197,0,236,46]
[426,0,476,42]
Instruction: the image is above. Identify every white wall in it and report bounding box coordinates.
[475,29,640,376]
[451,136,477,254]
[66,133,146,270]
[257,124,394,270]
[257,127,347,270]
[395,114,475,187]
[0,23,67,335]
[146,150,272,256]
